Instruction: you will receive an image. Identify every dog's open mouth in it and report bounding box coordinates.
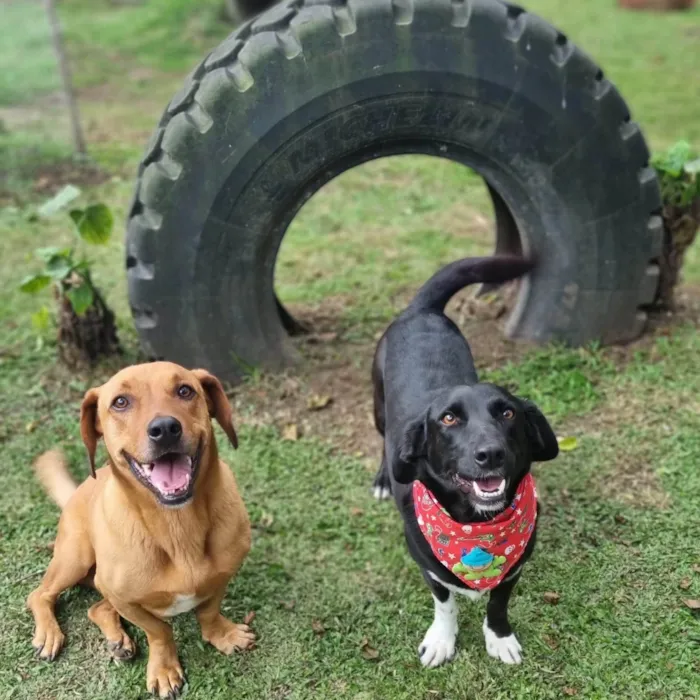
[454,475,506,503]
[125,446,200,506]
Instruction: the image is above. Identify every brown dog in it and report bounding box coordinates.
[27,362,255,698]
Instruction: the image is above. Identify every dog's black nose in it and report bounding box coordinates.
[474,445,505,469]
[147,416,182,447]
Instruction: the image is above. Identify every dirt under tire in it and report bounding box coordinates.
[126,0,662,382]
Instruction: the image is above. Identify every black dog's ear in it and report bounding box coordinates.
[522,400,559,462]
[393,416,428,484]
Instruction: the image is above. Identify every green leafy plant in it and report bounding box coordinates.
[20,203,113,316]
[19,202,120,367]
[651,140,700,208]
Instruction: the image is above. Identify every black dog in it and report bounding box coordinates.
[372,256,559,667]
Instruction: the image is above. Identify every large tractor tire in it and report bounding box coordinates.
[126,0,661,382]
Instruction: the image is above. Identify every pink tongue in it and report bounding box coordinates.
[149,455,191,492]
[475,477,503,492]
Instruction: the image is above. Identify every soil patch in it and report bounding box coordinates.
[31,160,108,196]
[591,436,671,511]
[231,280,533,462]
[0,154,108,204]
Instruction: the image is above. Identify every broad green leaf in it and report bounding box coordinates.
[66,282,94,315]
[683,158,700,175]
[19,274,51,294]
[37,184,81,218]
[36,246,71,262]
[557,436,579,452]
[69,208,83,227]
[71,203,113,245]
[46,253,73,281]
[664,141,692,177]
[31,306,51,332]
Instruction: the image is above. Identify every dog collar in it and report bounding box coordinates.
[413,474,537,591]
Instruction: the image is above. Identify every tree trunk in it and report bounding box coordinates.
[56,286,120,368]
[656,198,700,309]
[44,0,87,156]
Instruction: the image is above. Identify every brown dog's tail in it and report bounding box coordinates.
[407,255,537,314]
[34,450,77,510]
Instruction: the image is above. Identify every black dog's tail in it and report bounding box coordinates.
[408,255,537,313]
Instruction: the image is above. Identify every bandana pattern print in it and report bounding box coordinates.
[413,474,537,591]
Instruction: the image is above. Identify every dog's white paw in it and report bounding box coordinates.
[373,485,391,501]
[482,619,522,664]
[418,618,457,668]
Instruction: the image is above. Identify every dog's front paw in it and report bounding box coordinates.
[203,616,256,655]
[482,619,522,664]
[32,619,65,661]
[147,646,184,698]
[418,620,457,668]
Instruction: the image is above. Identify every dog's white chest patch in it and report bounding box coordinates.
[162,593,202,617]
[428,571,485,601]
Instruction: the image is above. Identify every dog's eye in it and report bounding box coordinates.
[112,396,129,410]
[177,384,195,399]
[440,412,458,426]
[502,408,515,420]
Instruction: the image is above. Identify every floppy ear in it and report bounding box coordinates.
[393,415,428,484]
[193,369,238,449]
[80,388,101,478]
[522,400,559,462]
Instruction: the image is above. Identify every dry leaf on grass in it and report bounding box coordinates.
[543,591,561,605]
[350,507,364,516]
[563,688,578,696]
[360,637,379,660]
[311,620,326,636]
[679,577,692,590]
[692,564,700,574]
[682,599,700,610]
[542,634,559,650]
[307,394,333,411]
[282,423,299,441]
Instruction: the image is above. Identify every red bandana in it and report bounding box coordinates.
[413,474,537,591]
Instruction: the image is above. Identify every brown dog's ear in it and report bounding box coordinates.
[80,388,102,478]
[193,369,238,449]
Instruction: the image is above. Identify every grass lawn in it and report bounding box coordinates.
[1,1,700,699]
